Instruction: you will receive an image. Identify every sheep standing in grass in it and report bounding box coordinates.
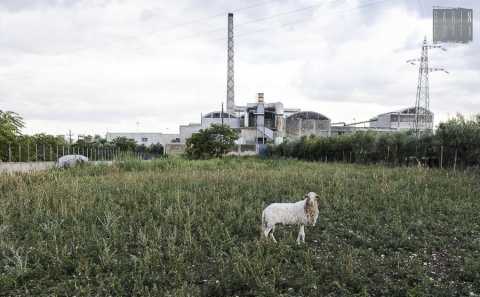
[56,155,88,168]
[261,192,320,244]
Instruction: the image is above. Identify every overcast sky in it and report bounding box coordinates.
[0,0,478,137]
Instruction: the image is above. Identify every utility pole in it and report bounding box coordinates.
[221,102,224,126]
[68,130,73,145]
[407,36,448,135]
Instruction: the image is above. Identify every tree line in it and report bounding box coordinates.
[267,115,480,169]
[0,110,164,162]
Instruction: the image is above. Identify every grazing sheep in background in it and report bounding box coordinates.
[261,192,320,244]
[56,155,88,168]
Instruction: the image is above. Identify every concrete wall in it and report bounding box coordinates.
[165,143,186,155]
[238,128,258,145]
[106,133,179,147]
[179,124,202,143]
[285,118,331,138]
[0,162,56,173]
[0,161,114,174]
[201,117,240,129]
[370,113,433,130]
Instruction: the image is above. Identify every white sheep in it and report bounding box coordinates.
[56,154,89,168]
[261,192,320,244]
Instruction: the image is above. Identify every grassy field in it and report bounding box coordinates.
[0,158,479,296]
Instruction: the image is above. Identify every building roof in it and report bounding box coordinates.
[287,111,330,121]
[371,107,433,120]
[380,107,433,116]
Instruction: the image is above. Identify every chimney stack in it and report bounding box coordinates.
[257,93,264,103]
[226,13,235,114]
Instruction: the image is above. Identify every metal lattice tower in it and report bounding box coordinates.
[407,36,448,133]
[226,13,235,114]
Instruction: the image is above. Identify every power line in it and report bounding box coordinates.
[161,0,282,31]
[156,0,397,47]
[154,0,351,41]
[234,0,396,40]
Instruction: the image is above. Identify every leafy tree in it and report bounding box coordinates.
[93,135,108,146]
[0,110,24,143]
[185,124,239,159]
[148,143,164,155]
[111,137,136,151]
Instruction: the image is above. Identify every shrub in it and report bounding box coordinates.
[185,124,239,159]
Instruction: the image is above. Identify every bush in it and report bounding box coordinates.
[268,115,480,169]
[185,124,239,159]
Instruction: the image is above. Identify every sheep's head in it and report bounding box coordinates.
[304,192,320,225]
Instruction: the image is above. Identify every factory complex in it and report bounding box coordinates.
[107,13,433,153]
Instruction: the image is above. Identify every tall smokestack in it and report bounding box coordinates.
[226,13,235,114]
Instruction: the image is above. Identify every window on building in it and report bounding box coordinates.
[141,137,148,142]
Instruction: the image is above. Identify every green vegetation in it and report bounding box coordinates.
[0,111,164,161]
[269,115,480,169]
[1,158,479,296]
[185,124,239,159]
[0,110,24,143]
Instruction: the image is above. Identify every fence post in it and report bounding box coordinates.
[386,146,390,164]
[18,144,21,162]
[27,144,30,162]
[50,145,53,161]
[8,144,11,162]
[43,144,46,161]
[440,145,443,169]
[453,148,458,172]
[56,145,59,160]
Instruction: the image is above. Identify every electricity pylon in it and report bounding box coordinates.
[406,37,448,134]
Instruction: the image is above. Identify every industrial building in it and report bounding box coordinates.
[178,92,332,146]
[177,13,333,147]
[174,13,436,148]
[105,132,179,147]
[107,13,436,154]
[286,111,331,138]
[369,107,434,130]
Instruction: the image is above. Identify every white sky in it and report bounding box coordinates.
[0,0,479,138]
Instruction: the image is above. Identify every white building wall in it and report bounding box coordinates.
[106,133,179,147]
[201,117,240,129]
[370,113,433,131]
[179,124,202,143]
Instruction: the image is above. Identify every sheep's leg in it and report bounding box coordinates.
[263,226,272,239]
[297,225,305,244]
[269,230,277,243]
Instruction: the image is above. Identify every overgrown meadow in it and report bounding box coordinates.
[0,158,479,296]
